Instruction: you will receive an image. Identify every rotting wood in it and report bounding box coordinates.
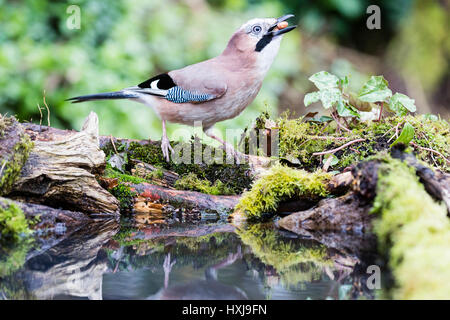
[130,159,179,188]
[9,112,119,215]
[0,196,91,230]
[278,148,450,247]
[130,182,240,213]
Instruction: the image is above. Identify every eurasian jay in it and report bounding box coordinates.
[68,15,297,162]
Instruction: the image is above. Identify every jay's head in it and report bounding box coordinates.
[224,14,297,57]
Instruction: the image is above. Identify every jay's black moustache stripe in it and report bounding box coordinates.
[255,34,273,52]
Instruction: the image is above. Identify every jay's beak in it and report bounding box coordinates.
[267,14,297,36]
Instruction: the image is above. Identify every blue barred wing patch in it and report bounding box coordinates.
[165,86,215,103]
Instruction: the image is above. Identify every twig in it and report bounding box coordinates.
[319,121,331,134]
[387,133,396,144]
[420,133,439,167]
[0,160,6,177]
[386,122,403,143]
[297,135,348,148]
[350,147,360,154]
[381,120,403,138]
[410,142,450,165]
[331,111,351,133]
[43,90,51,127]
[311,136,348,140]
[313,139,366,156]
[378,102,384,122]
[110,135,119,154]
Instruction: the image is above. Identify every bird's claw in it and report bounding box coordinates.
[223,143,246,165]
[163,253,176,273]
[161,138,174,162]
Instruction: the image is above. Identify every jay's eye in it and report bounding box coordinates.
[252,25,262,34]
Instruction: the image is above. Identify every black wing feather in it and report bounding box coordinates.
[138,73,176,90]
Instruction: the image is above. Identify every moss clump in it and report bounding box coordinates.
[104,164,147,184]
[109,184,137,211]
[0,237,34,278]
[371,159,450,299]
[112,140,252,195]
[0,200,33,241]
[235,163,331,220]
[275,113,449,172]
[0,116,34,196]
[236,224,332,287]
[174,172,234,195]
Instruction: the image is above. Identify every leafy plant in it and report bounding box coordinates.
[391,122,415,147]
[304,71,359,119]
[358,76,417,116]
[304,71,417,121]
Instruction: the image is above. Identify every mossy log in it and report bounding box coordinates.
[9,113,119,215]
[279,147,450,237]
[0,115,33,196]
[0,196,90,230]
[391,146,450,215]
[130,182,240,214]
[6,219,119,300]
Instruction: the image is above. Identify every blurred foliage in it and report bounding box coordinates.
[0,0,447,142]
[387,0,450,91]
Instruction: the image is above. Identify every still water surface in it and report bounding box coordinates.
[0,218,377,300]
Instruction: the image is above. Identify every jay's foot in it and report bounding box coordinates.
[163,253,176,274]
[161,137,174,162]
[223,142,246,165]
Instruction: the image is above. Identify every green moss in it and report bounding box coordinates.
[109,184,137,211]
[276,114,449,172]
[0,115,14,137]
[174,172,234,195]
[128,142,168,169]
[104,164,147,184]
[0,200,33,241]
[0,119,34,195]
[108,140,252,195]
[0,237,34,278]
[236,224,332,287]
[371,159,450,299]
[235,163,331,220]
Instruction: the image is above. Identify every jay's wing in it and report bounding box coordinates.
[133,70,227,104]
[67,63,227,104]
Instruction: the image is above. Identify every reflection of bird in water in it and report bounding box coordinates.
[147,247,247,300]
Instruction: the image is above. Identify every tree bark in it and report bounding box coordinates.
[130,182,240,214]
[10,113,119,215]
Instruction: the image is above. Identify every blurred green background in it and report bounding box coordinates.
[0,0,449,141]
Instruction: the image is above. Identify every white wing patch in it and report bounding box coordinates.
[150,79,160,90]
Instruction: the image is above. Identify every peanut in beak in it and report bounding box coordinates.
[277,21,289,30]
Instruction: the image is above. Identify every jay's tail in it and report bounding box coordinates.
[66,90,140,103]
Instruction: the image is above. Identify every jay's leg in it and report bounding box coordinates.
[203,127,245,164]
[161,120,174,162]
[163,253,176,289]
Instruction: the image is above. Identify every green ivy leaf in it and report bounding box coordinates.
[422,114,438,121]
[388,93,416,116]
[318,116,333,122]
[309,71,340,90]
[323,154,339,166]
[358,76,392,103]
[391,122,415,147]
[340,76,349,89]
[336,99,360,118]
[304,92,320,107]
[319,88,341,109]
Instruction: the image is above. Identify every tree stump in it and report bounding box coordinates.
[9,112,119,215]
